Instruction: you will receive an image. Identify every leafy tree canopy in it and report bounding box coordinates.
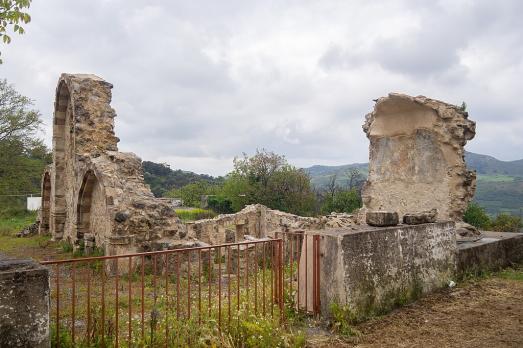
[0,78,50,216]
[0,0,32,63]
[463,202,491,230]
[221,149,316,216]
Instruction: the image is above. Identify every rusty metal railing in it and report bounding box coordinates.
[42,238,284,347]
[275,231,321,315]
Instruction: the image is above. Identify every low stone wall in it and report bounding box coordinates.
[457,232,523,277]
[184,204,357,246]
[318,222,456,318]
[0,254,50,348]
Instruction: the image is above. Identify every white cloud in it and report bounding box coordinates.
[1,0,522,176]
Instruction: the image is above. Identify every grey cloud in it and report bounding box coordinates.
[1,0,522,176]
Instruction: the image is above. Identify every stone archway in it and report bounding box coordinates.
[77,170,111,248]
[40,172,51,234]
[51,81,71,239]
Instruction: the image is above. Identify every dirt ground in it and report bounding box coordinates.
[309,273,523,348]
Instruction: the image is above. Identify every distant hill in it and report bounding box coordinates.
[142,161,222,197]
[464,152,523,176]
[304,152,523,217]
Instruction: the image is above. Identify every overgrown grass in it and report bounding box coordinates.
[459,263,523,284]
[175,208,217,221]
[497,265,523,281]
[0,211,52,255]
[328,303,361,338]
[0,211,37,235]
[49,260,306,348]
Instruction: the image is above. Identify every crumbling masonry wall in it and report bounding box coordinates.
[155,204,356,249]
[362,93,476,221]
[40,74,355,255]
[41,74,186,255]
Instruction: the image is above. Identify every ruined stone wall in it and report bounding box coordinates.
[41,73,359,256]
[185,204,356,246]
[362,93,476,221]
[41,74,187,255]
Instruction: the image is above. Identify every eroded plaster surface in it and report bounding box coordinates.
[362,93,476,221]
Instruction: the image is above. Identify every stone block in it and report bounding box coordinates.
[366,211,399,226]
[0,254,50,347]
[403,209,438,225]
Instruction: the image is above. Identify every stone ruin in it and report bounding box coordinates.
[39,74,479,256]
[361,93,476,227]
[40,74,186,255]
[39,74,357,255]
[24,73,523,329]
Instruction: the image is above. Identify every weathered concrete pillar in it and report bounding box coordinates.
[0,254,50,347]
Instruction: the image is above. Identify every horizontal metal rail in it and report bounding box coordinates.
[44,238,284,347]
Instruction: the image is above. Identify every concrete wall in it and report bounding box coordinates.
[0,254,50,347]
[319,222,456,318]
[457,232,523,276]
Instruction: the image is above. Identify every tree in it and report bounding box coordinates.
[321,188,361,214]
[0,79,49,216]
[325,173,338,200]
[346,168,364,191]
[463,202,491,230]
[221,149,316,216]
[0,0,32,63]
[0,79,40,143]
[166,181,218,207]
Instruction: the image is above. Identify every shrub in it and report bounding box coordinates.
[207,195,234,214]
[490,213,522,232]
[321,189,362,214]
[463,202,491,229]
[328,303,361,338]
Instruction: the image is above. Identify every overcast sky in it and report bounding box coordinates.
[1,0,522,176]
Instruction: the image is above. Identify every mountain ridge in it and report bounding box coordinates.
[303,151,523,216]
[304,151,523,178]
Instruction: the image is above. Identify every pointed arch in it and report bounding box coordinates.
[77,170,98,240]
[51,81,72,237]
[76,169,111,246]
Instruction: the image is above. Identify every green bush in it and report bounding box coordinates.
[463,202,491,229]
[229,314,306,348]
[321,189,362,214]
[328,303,361,338]
[490,213,522,232]
[207,195,234,214]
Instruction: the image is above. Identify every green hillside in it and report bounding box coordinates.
[307,163,368,188]
[142,161,223,197]
[304,152,523,217]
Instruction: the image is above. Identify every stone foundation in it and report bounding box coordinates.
[0,254,50,348]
